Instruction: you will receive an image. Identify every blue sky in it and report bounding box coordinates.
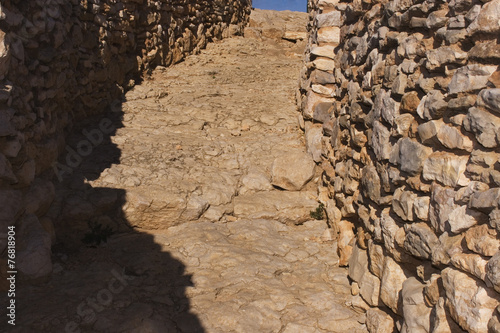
[253,0,306,12]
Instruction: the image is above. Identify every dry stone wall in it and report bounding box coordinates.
[299,0,500,331]
[0,0,251,284]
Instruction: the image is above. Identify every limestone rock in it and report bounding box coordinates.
[305,123,324,162]
[477,89,500,115]
[310,45,336,59]
[464,107,500,148]
[422,152,469,187]
[181,196,209,221]
[312,58,335,72]
[489,309,500,333]
[317,27,340,45]
[486,251,500,293]
[393,138,432,176]
[303,91,333,119]
[469,188,500,212]
[393,187,418,221]
[392,74,407,95]
[490,209,500,232]
[361,165,381,203]
[404,223,440,260]
[271,151,315,191]
[468,0,500,33]
[448,205,486,234]
[465,224,500,257]
[448,64,498,94]
[123,187,186,229]
[417,90,448,120]
[233,191,318,224]
[374,90,399,125]
[437,123,473,152]
[412,197,429,223]
[400,91,420,113]
[425,46,467,71]
[349,243,368,283]
[337,220,355,266]
[394,114,415,137]
[431,297,464,333]
[380,256,407,314]
[371,121,392,161]
[450,252,488,281]
[316,11,342,27]
[469,41,500,61]
[455,181,491,205]
[366,308,394,333]
[239,171,273,195]
[429,183,456,234]
[359,270,381,306]
[419,119,473,151]
[432,232,465,266]
[442,267,500,333]
[368,240,385,279]
[380,212,404,259]
[400,277,432,333]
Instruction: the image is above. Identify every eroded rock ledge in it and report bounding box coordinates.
[298,0,500,331]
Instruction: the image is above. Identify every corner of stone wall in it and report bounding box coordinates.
[299,0,500,331]
[0,0,251,287]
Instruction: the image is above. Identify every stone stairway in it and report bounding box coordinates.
[9,10,369,333]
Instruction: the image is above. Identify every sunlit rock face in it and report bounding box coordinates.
[299,0,500,330]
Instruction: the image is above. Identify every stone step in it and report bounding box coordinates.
[233,191,319,224]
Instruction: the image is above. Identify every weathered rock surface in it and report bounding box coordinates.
[83,30,317,229]
[14,219,367,333]
[7,10,368,333]
[271,152,316,191]
[442,267,500,333]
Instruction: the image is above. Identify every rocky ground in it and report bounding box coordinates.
[8,10,368,333]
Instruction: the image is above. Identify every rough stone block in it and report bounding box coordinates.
[317,27,340,45]
[271,151,315,191]
[448,64,498,94]
[468,0,500,34]
[464,107,500,148]
[400,277,432,333]
[477,89,500,115]
[380,256,407,314]
[422,152,469,187]
[316,11,342,27]
[442,267,500,333]
[404,223,440,260]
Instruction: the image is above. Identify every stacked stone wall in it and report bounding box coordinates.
[0,0,251,283]
[299,0,500,331]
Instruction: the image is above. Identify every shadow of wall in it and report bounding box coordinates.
[0,0,251,331]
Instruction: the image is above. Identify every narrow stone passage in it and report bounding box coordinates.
[12,11,368,333]
[90,34,319,228]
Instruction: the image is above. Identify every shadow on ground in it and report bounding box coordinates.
[8,100,205,333]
